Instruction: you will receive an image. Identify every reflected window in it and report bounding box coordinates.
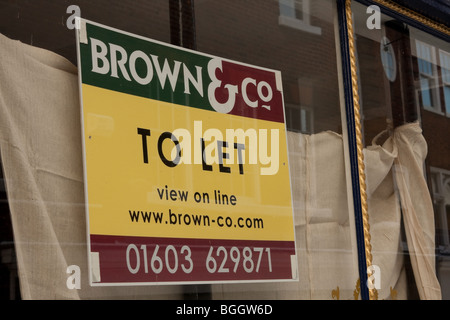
[430,167,450,253]
[416,40,441,112]
[286,104,313,134]
[278,0,321,35]
[439,50,450,115]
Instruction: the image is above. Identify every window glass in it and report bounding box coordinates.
[352,1,450,299]
[439,50,450,114]
[0,0,411,300]
[416,40,440,111]
[0,0,179,300]
[195,0,360,299]
[0,0,171,65]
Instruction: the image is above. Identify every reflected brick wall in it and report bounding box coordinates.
[0,0,171,64]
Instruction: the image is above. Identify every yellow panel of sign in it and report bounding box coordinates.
[83,84,293,242]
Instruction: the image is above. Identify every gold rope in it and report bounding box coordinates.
[344,0,377,300]
[372,0,450,36]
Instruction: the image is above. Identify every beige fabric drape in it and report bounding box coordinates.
[366,123,442,300]
[0,33,440,299]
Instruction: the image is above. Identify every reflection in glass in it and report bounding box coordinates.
[353,1,450,300]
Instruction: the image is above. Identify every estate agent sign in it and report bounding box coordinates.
[76,19,297,285]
